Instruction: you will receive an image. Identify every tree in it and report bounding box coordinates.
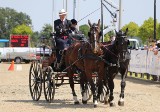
[104,30,114,42]
[157,23,160,40]
[138,17,159,43]
[122,22,139,37]
[31,31,40,47]
[79,24,89,37]
[40,24,52,39]
[0,7,32,39]
[11,24,33,35]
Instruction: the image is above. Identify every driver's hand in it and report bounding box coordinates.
[62,28,66,33]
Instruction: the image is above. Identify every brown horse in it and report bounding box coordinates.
[64,19,105,107]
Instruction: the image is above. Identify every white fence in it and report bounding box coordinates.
[129,50,160,76]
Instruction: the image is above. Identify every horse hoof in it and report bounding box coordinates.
[94,104,97,108]
[82,100,87,104]
[74,101,80,105]
[118,101,124,106]
[110,102,115,107]
[104,100,108,105]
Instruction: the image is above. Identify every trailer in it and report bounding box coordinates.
[0,47,37,63]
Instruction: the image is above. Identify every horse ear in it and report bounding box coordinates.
[88,20,92,27]
[127,40,130,45]
[98,19,100,28]
[115,30,118,35]
[99,31,102,36]
[125,28,128,34]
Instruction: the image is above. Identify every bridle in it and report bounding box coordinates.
[116,35,130,62]
[88,24,102,54]
[89,25,100,43]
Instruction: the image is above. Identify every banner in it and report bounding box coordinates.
[129,50,160,76]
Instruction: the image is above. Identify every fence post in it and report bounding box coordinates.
[146,73,150,80]
[141,73,144,78]
[135,73,138,77]
[130,72,132,77]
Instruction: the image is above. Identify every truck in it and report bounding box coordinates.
[0,47,37,64]
[128,38,140,50]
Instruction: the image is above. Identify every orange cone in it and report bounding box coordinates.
[8,61,14,71]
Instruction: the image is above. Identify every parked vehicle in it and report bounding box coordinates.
[0,39,9,47]
[0,47,36,63]
[128,38,140,50]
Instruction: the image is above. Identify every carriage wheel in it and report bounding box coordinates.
[29,61,42,101]
[43,66,55,102]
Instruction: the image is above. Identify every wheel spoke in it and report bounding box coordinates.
[33,86,36,98]
[31,81,36,87]
[31,72,35,78]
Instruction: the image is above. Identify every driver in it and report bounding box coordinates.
[54,9,71,64]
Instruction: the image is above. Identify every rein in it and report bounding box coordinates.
[102,44,118,58]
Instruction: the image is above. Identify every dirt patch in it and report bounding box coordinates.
[0,63,160,112]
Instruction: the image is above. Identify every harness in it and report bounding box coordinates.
[77,42,116,67]
[119,50,131,62]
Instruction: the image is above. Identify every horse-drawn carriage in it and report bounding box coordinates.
[28,33,89,102]
[29,19,130,107]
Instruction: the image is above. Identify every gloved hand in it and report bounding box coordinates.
[62,28,67,33]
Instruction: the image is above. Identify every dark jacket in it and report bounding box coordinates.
[68,27,86,41]
[54,19,71,36]
[68,27,79,34]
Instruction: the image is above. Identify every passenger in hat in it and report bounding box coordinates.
[69,19,79,34]
[68,19,86,41]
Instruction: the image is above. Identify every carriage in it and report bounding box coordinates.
[29,19,130,107]
[28,29,108,105]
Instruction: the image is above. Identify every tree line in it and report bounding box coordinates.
[0,7,160,47]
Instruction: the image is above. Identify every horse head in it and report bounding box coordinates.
[114,28,129,53]
[88,19,102,54]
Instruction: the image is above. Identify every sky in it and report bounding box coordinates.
[0,0,160,32]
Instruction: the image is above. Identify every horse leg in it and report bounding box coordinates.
[87,74,98,108]
[80,71,88,104]
[103,79,109,105]
[96,73,103,102]
[108,77,115,107]
[68,70,79,104]
[118,68,127,106]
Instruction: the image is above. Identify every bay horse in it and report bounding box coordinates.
[64,19,105,107]
[102,28,130,106]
